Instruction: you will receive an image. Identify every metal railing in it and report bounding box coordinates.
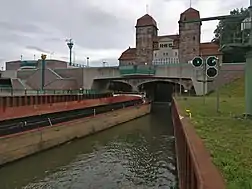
[171,99,226,189]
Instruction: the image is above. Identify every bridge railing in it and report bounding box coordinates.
[171,99,226,189]
[119,65,156,75]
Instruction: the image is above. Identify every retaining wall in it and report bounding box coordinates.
[0,103,151,166]
[171,99,226,189]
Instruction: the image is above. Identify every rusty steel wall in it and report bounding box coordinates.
[0,95,141,121]
[171,99,226,189]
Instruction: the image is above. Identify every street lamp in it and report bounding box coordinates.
[66,38,74,66]
[41,54,47,91]
[87,57,89,67]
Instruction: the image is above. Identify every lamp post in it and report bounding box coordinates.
[41,54,47,91]
[66,38,74,66]
[87,57,89,67]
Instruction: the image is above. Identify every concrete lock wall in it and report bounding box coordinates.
[171,99,226,189]
[0,103,151,166]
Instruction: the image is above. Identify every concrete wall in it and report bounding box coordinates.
[11,78,25,90]
[26,69,61,89]
[1,70,17,78]
[6,60,68,71]
[207,64,244,93]
[0,103,151,166]
[44,78,78,90]
[17,70,36,80]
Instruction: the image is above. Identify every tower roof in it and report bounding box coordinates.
[136,14,157,28]
[180,7,200,21]
[118,47,136,60]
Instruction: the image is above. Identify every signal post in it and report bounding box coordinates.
[192,56,219,105]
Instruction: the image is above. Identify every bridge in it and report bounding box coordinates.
[89,63,244,96]
[0,62,244,97]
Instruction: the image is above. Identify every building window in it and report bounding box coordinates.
[193,36,195,40]
[175,52,177,56]
[166,53,168,56]
[160,44,168,48]
[155,53,157,57]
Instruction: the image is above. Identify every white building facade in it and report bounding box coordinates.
[152,35,179,65]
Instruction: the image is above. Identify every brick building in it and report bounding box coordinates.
[118,7,222,66]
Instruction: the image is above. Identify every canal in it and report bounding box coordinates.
[0,103,177,189]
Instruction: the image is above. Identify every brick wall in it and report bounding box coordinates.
[136,26,157,65]
[179,22,201,63]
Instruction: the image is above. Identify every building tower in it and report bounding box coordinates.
[135,14,158,65]
[178,8,201,63]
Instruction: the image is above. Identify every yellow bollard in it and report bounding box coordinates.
[185,109,192,119]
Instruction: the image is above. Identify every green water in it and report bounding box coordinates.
[0,104,177,189]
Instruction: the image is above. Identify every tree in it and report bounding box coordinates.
[213,8,248,45]
[212,8,249,63]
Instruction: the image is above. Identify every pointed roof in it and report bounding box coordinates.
[118,47,136,60]
[136,14,157,28]
[180,7,200,21]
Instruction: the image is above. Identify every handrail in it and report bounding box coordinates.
[172,99,226,189]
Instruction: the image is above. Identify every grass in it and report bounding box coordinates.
[177,78,252,189]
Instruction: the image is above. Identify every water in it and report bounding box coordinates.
[0,104,177,189]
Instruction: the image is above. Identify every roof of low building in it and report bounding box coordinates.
[136,14,158,28]
[157,34,179,40]
[118,47,136,60]
[200,42,222,56]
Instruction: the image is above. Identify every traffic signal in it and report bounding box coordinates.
[206,56,218,78]
[192,56,203,68]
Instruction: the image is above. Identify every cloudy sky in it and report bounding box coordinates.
[0,0,249,68]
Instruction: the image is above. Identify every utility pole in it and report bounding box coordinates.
[216,57,221,113]
[66,38,74,66]
[244,1,252,117]
[41,54,47,91]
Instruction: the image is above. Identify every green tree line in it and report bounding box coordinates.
[213,8,250,63]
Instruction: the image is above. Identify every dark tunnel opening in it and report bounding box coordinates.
[138,81,194,102]
[138,81,174,102]
[108,81,133,92]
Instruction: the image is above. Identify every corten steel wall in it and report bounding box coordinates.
[0,95,140,121]
[171,99,226,189]
[0,103,151,166]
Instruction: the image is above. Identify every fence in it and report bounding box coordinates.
[171,99,225,189]
[0,92,112,109]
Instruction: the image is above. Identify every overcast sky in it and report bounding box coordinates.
[0,0,249,68]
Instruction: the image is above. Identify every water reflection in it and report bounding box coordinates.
[0,103,177,189]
